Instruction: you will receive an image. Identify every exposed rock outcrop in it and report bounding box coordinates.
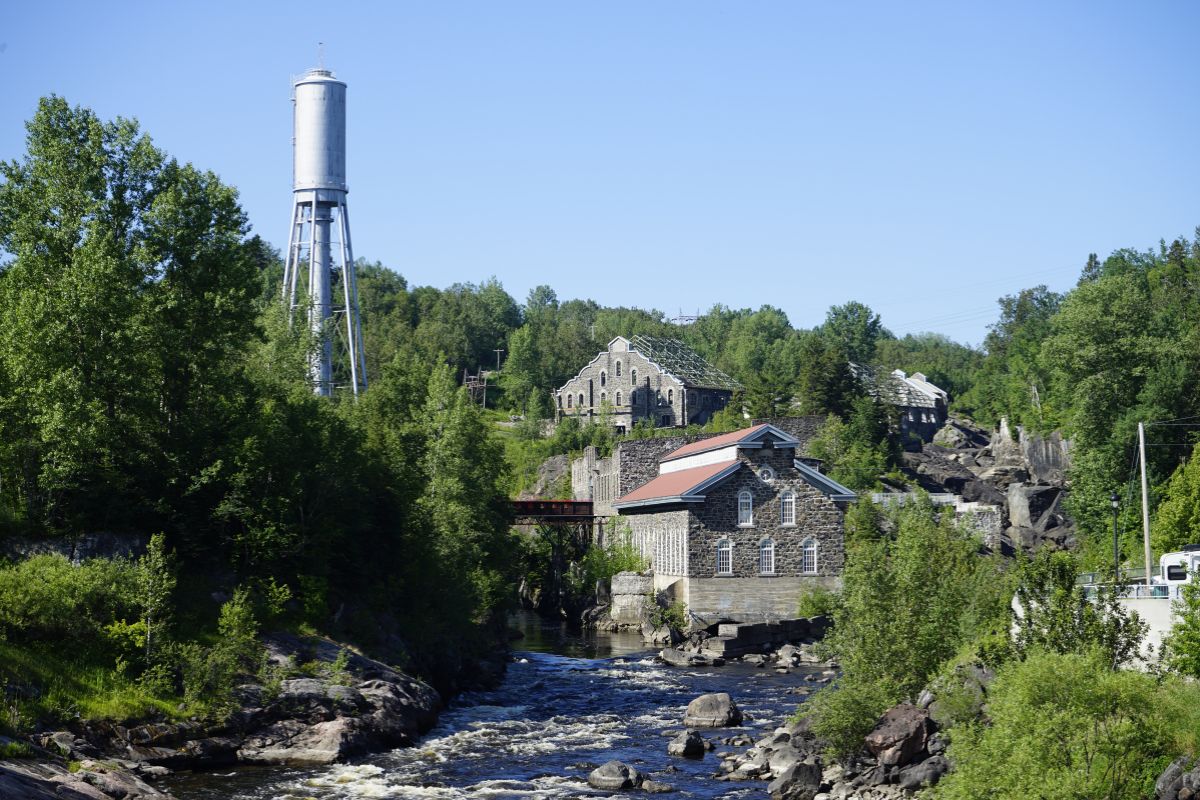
[0,756,171,800]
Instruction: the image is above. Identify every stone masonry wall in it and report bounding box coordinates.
[688,445,846,580]
[615,436,697,497]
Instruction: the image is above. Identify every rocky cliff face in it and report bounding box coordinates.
[902,417,1075,554]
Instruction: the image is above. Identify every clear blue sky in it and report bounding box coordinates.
[3,1,1198,346]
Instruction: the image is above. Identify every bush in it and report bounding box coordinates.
[801,497,1013,759]
[0,554,141,653]
[796,585,842,618]
[1013,549,1146,669]
[180,588,265,719]
[936,650,1186,800]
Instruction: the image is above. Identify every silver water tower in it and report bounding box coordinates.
[282,67,367,396]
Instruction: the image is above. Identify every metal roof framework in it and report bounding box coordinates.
[630,335,743,392]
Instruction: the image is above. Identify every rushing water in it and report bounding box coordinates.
[167,613,819,799]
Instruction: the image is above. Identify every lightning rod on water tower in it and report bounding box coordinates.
[282,65,367,396]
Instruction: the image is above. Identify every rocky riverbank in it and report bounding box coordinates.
[10,631,506,799]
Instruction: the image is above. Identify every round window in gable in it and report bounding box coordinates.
[759,467,775,482]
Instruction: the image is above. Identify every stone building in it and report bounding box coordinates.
[605,423,855,623]
[555,336,741,432]
[851,363,949,445]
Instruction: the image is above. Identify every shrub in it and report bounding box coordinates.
[936,650,1184,800]
[801,497,1013,759]
[796,585,842,618]
[1013,549,1146,669]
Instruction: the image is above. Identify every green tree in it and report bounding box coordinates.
[138,533,175,664]
[822,301,889,363]
[1013,549,1146,669]
[1152,443,1200,555]
[804,497,1012,757]
[936,650,1177,800]
[1163,581,1200,678]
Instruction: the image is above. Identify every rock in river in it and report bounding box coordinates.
[667,730,706,758]
[587,760,644,791]
[683,692,743,728]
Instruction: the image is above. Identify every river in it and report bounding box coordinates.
[166,613,820,799]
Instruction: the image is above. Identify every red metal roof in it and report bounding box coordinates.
[614,460,742,507]
[661,424,771,462]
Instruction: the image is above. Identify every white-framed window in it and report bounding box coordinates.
[781,490,796,526]
[738,490,753,526]
[600,371,607,387]
[616,391,623,407]
[716,538,732,575]
[759,467,775,482]
[656,389,663,406]
[616,360,622,377]
[759,538,775,575]
[801,538,818,574]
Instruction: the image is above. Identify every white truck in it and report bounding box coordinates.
[1152,545,1200,594]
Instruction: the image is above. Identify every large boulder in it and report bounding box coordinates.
[667,730,706,758]
[1007,483,1062,530]
[683,692,743,728]
[587,760,644,791]
[864,704,930,767]
[767,761,822,800]
[897,755,950,791]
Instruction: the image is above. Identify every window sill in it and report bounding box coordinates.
[758,572,777,577]
[781,523,797,528]
[715,572,734,578]
[737,523,754,528]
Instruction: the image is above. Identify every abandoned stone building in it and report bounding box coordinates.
[555,336,741,432]
[574,421,854,622]
[851,363,949,444]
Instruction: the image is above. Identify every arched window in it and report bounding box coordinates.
[566,395,573,409]
[631,368,638,386]
[759,538,775,575]
[600,392,606,405]
[600,371,607,387]
[738,490,753,526]
[656,389,663,406]
[578,393,584,408]
[801,538,818,574]
[616,360,622,377]
[668,388,674,405]
[616,391,623,406]
[557,394,562,409]
[716,538,732,575]
[780,491,796,526]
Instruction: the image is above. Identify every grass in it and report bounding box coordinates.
[0,642,183,732]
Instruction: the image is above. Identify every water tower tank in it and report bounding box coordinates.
[292,69,347,193]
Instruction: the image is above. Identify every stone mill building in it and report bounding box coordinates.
[572,420,855,623]
[555,336,741,432]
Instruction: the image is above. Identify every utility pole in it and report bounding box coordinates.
[1138,422,1153,588]
[494,348,504,372]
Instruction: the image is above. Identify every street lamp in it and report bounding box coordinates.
[1110,492,1120,582]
